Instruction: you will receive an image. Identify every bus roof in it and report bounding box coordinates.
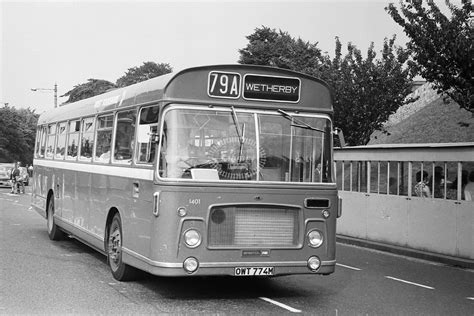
[38,64,333,125]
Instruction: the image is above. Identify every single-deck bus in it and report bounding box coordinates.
[32,65,342,280]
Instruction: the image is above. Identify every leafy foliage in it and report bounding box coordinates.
[0,106,38,164]
[116,62,172,88]
[330,37,415,145]
[239,26,325,75]
[62,61,173,104]
[386,0,473,113]
[238,27,415,145]
[61,79,116,104]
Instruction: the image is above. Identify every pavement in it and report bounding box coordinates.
[337,235,474,269]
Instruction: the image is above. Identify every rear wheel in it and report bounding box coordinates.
[47,197,64,240]
[107,213,138,281]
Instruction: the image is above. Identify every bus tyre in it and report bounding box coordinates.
[47,197,64,241]
[107,213,138,281]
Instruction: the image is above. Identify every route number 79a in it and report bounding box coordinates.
[208,71,241,99]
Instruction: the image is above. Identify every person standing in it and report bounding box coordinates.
[428,166,444,198]
[17,162,25,193]
[10,162,20,194]
[463,171,474,201]
[27,164,33,177]
[414,170,431,198]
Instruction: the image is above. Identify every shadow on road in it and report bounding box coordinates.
[138,273,314,300]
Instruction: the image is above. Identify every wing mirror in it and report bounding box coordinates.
[333,127,345,148]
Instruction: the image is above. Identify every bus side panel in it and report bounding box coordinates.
[127,178,154,259]
[31,162,47,218]
[62,167,76,223]
[90,172,110,238]
[75,169,92,229]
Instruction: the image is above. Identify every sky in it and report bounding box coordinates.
[1,0,412,114]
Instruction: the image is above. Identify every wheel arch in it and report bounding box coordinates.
[104,207,120,252]
[46,189,54,214]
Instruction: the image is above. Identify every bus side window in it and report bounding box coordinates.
[94,115,114,163]
[37,126,47,158]
[79,117,95,162]
[66,120,80,160]
[113,110,136,164]
[45,123,57,159]
[136,105,159,164]
[55,122,67,160]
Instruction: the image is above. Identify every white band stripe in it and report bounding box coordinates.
[259,297,301,313]
[34,159,154,181]
[385,276,434,290]
[336,263,362,271]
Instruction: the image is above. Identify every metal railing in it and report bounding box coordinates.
[334,143,474,201]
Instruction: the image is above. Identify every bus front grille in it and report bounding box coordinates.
[208,205,300,248]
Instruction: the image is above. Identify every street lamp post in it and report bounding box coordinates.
[31,83,58,108]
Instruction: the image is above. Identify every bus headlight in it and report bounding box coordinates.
[307,256,321,271]
[184,229,201,248]
[307,230,323,248]
[183,257,199,274]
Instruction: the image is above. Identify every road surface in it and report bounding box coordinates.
[1,187,473,314]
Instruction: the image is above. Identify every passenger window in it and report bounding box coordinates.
[95,115,114,163]
[66,120,80,160]
[37,126,47,158]
[113,110,136,164]
[136,106,159,164]
[45,124,56,159]
[55,122,67,160]
[79,117,95,161]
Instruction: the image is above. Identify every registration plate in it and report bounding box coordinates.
[234,267,274,276]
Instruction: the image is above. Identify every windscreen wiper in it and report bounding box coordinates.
[231,106,245,162]
[277,109,325,133]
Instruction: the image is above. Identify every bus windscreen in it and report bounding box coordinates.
[159,106,331,182]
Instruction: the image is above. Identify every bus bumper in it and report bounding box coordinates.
[123,249,335,277]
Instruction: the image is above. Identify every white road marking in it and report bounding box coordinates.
[467,297,474,301]
[336,263,362,271]
[259,297,301,313]
[385,276,434,290]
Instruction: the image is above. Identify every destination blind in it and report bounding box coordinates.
[243,74,300,102]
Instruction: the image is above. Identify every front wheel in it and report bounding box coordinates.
[47,197,64,241]
[107,213,138,281]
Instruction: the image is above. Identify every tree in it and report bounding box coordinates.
[0,105,38,164]
[386,0,473,113]
[116,62,172,87]
[238,26,326,75]
[330,37,415,145]
[62,61,173,104]
[238,27,415,145]
[61,79,116,104]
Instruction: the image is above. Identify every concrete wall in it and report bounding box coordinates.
[337,191,473,260]
[334,143,474,261]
